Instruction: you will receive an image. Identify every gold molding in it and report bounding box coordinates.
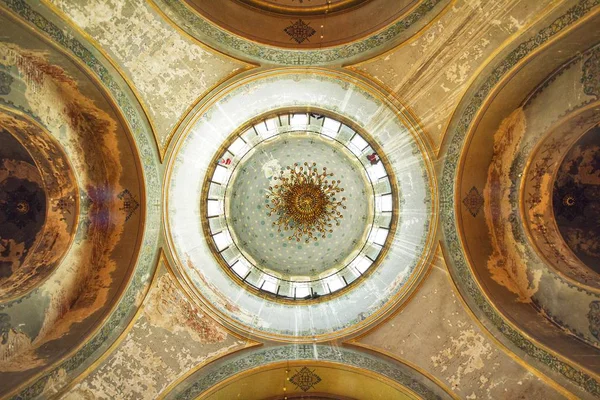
[343,243,439,343]
[154,256,262,400]
[451,4,600,383]
[162,67,439,343]
[198,107,399,305]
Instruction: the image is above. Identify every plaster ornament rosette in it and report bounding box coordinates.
[166,70,436,340]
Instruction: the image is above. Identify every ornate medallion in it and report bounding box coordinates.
[588,301,600,341]
[266,162,346,243]
[290,367,322,391]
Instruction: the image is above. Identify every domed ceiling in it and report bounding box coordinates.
[166,71,435,339]
[1,0,600,399]
[553,126,600,273]
[0,113,78,300]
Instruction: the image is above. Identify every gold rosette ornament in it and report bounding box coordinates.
[266,162,346,243]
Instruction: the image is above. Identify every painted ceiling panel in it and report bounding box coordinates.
[0,0,599,398]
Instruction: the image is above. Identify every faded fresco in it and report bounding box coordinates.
[0,14,145,395]
[0,113,78,300]
[1,0,600,399]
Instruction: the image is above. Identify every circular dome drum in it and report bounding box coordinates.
[203,112,397,300]
[166,70,436,340]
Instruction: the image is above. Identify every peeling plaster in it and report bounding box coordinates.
[353,0,555,152]
[62,273,247,399]
[48,0,246,147]
[356,254,564,399]
[431,329,492,390]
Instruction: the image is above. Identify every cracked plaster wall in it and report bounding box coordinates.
[350,0,560,153]
[355,248,580,399]
[47,0,248,152]
[54,267,249,399]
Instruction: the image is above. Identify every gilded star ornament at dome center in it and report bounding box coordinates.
[266,162,346,243]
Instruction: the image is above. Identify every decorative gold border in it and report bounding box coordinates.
[163,67,439,343]
[0,5,151,398]
[234,0,370,16]
[199,107,398,305]
[451,5,600,383]
[518,103,600,294]
[193,360,423,400]
[0,105,80,302]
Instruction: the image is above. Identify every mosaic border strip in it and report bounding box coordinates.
[152,0,445,66]
[0,0,161,398]
[441,0,600,396]
[172,345,443,400]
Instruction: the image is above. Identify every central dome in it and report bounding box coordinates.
[203,111,396,300]
[167,71,434,339]
[226,132,373,280]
